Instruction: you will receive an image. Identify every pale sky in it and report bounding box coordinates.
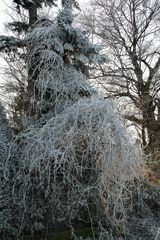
[0,0,10,34]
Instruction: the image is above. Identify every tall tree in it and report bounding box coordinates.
[85,0,160,176]
[0,0,140,238]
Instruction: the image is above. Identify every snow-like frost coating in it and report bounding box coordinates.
[13,96,140,229]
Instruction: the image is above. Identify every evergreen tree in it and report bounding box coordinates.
[25,0,100,117]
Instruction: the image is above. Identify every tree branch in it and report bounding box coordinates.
[0,35,25,51]
[123,114,143,125]
[0,35,26,51]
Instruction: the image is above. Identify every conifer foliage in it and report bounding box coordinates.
[13,0,57,8]
[0,0,141,239]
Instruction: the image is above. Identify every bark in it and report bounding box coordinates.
[28,0,38,26]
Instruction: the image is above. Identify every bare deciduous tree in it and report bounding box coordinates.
[84,0,160,176]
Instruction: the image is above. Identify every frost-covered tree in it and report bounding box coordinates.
[0,1,143,240]
[0,0,141,239]
[25,0,103,118]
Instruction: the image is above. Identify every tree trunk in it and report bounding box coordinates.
[28,0,38,27]
[140,93,160,179]
[144,129,160,180]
